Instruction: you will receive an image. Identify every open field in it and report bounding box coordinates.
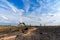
[0,26,60,40]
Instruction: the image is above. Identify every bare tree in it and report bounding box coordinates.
[18,22,28,31]
[18,22,26,27]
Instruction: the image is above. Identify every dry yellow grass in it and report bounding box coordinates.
[0,26,14,32]
[0,25,28,33]
[0,26,20,33]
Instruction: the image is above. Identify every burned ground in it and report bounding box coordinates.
[15,26,60,40]
[0,26,60,40]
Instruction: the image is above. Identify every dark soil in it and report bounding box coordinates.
[15,26,60,40]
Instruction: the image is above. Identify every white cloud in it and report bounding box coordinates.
[0,0,23,24]
[24,0,60,25]
[1,16,8,20]
[0,0,60,26]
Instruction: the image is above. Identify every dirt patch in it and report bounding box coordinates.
[0,35,16,40]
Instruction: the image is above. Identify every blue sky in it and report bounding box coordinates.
[0,0,60,26]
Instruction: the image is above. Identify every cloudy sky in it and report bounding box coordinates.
[0,0,60,26]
